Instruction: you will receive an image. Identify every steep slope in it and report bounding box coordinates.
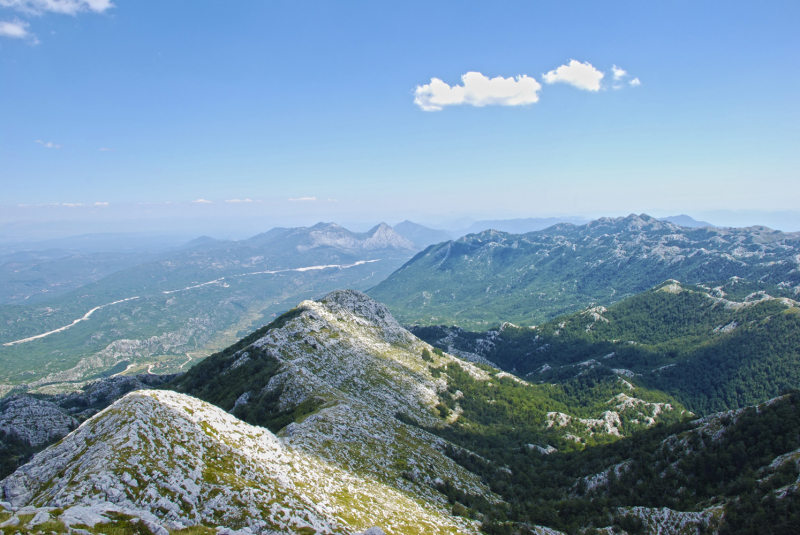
[0,223,418,394]
[0,290,739,535]
[1,390,479,535]
[170,290,498,505]
[369,213,800,328]
[412,281,800,414]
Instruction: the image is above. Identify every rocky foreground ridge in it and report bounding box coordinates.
[1,389,475,534]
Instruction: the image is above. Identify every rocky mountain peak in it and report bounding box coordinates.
[315,289,408,336]
[292,222,417,252]
[362,223,416,251]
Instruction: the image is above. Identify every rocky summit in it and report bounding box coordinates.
[171,290,497,509]
[1,389,476,534]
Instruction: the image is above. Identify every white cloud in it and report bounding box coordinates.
[0,18,32,39]
[99,147,114,152]
[612,65,627,80]
[629,77,641,86]
[542,60,604,91]
[225,198,256,203]
[191,199,212,204]
[54,201,108,207]
[288,196,316,202]
[414,71,541,111]
[35,139,62,148]
[0,0,113,15]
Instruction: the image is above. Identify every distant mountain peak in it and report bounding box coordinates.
[310,221,343,230]
[392,221,453,248]
[362,223,416,251]
[660,214,716,228]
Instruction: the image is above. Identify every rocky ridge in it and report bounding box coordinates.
[1,390,475,534]
[173,290,496,506]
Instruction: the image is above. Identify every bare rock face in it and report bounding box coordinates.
[1,390,479,535]
[0,396,77,447]
[239,290,492,501]
[316,289,413,342]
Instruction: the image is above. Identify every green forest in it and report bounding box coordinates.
[413,281,800,415]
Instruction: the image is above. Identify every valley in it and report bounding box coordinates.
[0,223,417,394]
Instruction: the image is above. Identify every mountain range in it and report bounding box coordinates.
[392,221,453,249]
[369,213,800,328]
[451,217,591,237]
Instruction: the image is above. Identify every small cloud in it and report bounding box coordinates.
[612,65,627,81]
[35,139,62,149]
[99,147,114,152]
[191,199,212,204]
[629,77,641,87]
[0,18,35,41]
[225,198,257,203]
[414,71,541,111]
[542,60,604,91]
[0,0,115,15]
[94,201,108,206]
[288,196,317,202]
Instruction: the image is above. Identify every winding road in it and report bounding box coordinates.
[3,296,140,346]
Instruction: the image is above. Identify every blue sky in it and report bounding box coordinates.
[1,1,799,234]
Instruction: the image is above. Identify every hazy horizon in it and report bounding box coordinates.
[3,207,800,246]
